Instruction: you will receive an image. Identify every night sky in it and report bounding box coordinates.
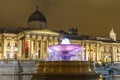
[0,0,120,39]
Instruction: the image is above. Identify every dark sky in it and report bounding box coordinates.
[0,0,120,39]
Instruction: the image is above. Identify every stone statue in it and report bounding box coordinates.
[110,28,117,41]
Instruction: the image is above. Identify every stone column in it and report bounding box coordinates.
[22,38,25,59]
[37,39,40,59]
[24,38,27,59]
[41,36,43,59]
[3,39,6,59]
[18,40,22,59]
[95,44,97,62]
[96,43,100,62]
[111,45,113,63]
[85,43,89,61]
[30,39,33,59]
[116,46,119,62]
[10,39,14,59]
[35,36,37,59]
[29,37,32,59]
[42,36,47,59]
[46,36,48,58]
[21,39,23,58]
[47,37,53,46]
[89,43,91,62]
[11,39,14,59]
[113,46,117,62]
[83,42,87,61]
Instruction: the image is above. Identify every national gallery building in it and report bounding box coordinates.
[0,7,120,63]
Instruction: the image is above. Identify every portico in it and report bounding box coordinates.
[17,29,60,60]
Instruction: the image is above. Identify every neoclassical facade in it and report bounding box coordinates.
[66,27,120,63]
[17,30,60,60]
[0,7,120,63]
[0,7,61,60]
[69,37,120,63]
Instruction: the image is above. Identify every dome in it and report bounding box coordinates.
[28,6,46,23]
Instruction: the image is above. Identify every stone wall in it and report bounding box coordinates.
[0,60,37,75]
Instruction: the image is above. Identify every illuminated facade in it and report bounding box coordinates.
[65,28,120,63]
[0,6,120,63]
[0,6,60,60]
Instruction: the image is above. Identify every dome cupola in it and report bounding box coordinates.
[28,6,46,23]
[28,6,47,30]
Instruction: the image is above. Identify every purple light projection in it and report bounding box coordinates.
[47,38,86,61]
[49,44,82,52]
